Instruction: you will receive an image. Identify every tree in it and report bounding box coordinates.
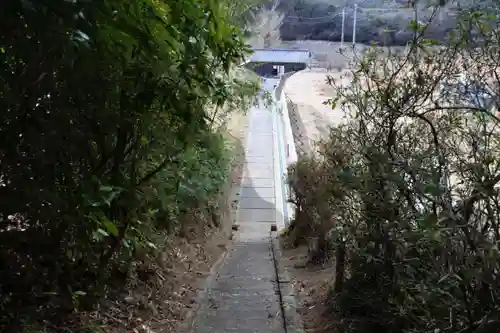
[247,2,284,48]
[287,6,500,333]
[0,0,259,329]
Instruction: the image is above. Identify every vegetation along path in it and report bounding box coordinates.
[185,79,288,333]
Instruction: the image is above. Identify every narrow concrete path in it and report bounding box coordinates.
[191,81,286,333]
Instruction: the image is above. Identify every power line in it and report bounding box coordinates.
[283,5,426,21]
[285,13,345,20]
[283,20,340,27]
[282,18,342,24]
[281,3,434,49]
[282,13,411,25]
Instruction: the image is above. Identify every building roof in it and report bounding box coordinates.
[248,48,311,64]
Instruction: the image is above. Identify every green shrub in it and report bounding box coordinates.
[289,8,500,333]
[0,0,258,328]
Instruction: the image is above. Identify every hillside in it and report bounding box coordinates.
[277,0,489,45]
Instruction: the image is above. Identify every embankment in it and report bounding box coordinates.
[283,68,351,157]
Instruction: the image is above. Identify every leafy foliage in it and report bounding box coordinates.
[287,7,500,333]
[0,0,258,328]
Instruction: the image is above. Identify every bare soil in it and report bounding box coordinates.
[281,243,337,333]
[285,68,350,151]
[283,41,410,147]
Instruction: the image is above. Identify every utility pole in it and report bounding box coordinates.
[352,4,357,46]
[340,7,345,49]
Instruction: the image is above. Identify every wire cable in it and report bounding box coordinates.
[282,5,424,21]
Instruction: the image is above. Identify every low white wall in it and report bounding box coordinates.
[279,90,298,167]
[259,76,298,229]
[271,82,297,228]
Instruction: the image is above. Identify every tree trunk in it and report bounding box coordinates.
[334,241,346,292]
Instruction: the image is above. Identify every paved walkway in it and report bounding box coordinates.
[191,81,286,333]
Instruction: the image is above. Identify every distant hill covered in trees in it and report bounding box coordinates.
[276,0,489,45]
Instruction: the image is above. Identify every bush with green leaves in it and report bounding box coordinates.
[288,7,500,333]
[0,0,259,327]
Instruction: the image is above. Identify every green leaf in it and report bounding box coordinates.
[73,291,86,297]
[103,220,119,237]
[146,241,157,250]
[97,228,108,237]
[423,183,440,196]
[100,185,114,192]
[122,239,131,248]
